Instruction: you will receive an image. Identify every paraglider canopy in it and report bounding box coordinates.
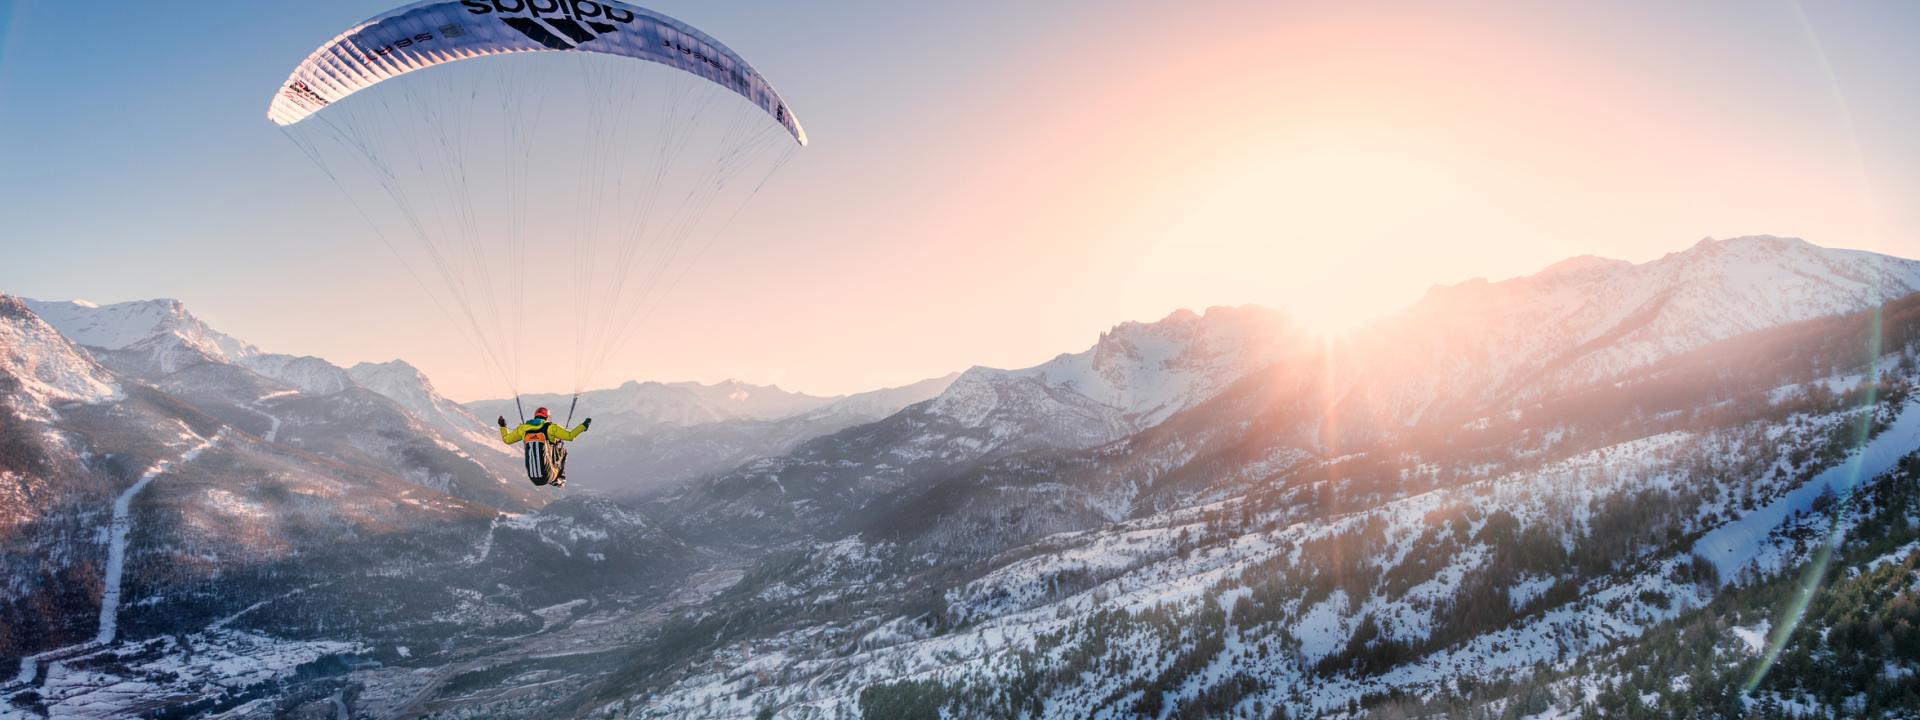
[268,0,806,145]
[269,0,806,433]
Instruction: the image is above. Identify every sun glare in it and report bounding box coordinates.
[1125,130,1479,339]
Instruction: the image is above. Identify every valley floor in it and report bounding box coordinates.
[1,553,744,720]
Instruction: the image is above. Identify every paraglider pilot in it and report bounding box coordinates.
[499,407,591,487]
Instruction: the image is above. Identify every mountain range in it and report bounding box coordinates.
[5,235,1920,719]
[468,375,961,497]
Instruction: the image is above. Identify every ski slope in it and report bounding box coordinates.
[1695,398,1920,580]
[12,432,221,687]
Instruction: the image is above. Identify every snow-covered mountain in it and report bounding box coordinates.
[29,298,419,425]
[348,360,505,451]
[9,236,1920,719]
[959,306,1305,425]
[469,378,842,431]
[659,307,1311,543]
[0,296,120,544]
[0,293,672,713]
[15,294,962,504]
[235,352,355,395]
[22,298,258,377]
[928,305,1307,449]
[20,299,258,362]
[19,298,477,410]
[799,373,961,421]
[17,296,534,508]
[23,297,361,397]
[0,298,119,417]
[615,242,1920,720]
[1343,235,1920,429]
[1024,235,1920,513]
[537,373,962,498]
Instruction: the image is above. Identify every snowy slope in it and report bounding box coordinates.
[1353,235,1920,426]
[630,330,1920,720]
[23,296,485,433]
[928,306,1305,448]
[348,360,504,451]
[798,373,960,422]
[656,309,1307,544]
[471,379,843,431]
[0,297,119,416]
[1018,306,1304,427]
[21,297,360,395]
[617,238,1920,720]
[1694,395,1920,581]
[22,298,257,376]
[15,296,533,505]
[570,373,962,496]
[488,306,1297,448]
[10,236,1920,719]
[235,353,354,395]
[462,374,962,496]
[664,237,1920,547]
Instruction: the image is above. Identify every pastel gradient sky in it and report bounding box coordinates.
[2,0,1917,400]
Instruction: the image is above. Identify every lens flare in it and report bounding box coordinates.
[1743,305,1882,695]
[1740,0,1896,696]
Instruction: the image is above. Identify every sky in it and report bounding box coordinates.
[2,0,1918,400]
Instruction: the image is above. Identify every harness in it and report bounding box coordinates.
[521,420,558,484]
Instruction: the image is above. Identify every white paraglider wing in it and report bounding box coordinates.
[271,0,803,422]
[267,0,806,145]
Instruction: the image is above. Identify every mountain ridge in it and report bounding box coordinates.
[8,235,1920,718]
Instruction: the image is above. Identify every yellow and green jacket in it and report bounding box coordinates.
[501,419,588,445]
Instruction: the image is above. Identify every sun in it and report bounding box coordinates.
[1115,125,1495,342]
